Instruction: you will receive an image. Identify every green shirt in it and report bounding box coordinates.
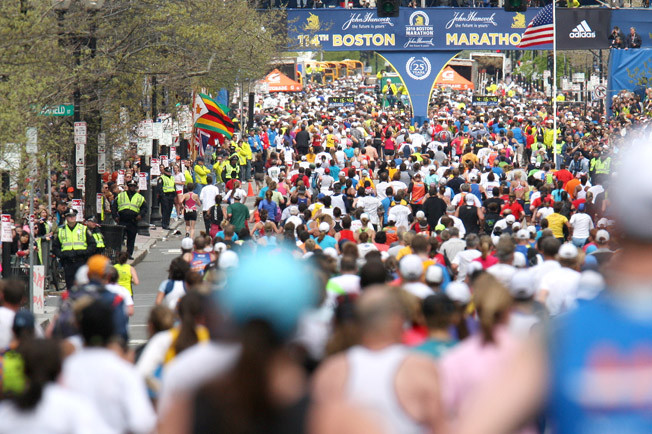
[413,338,457,359]
[227,202,250,232]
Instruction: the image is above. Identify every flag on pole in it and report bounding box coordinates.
[194,128,211,157]
[517,4,554,48]
[193,93,235,139]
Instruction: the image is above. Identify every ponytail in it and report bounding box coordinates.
[473,274,513,345]
[173,291,203,356]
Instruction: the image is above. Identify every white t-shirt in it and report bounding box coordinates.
[157,279,186,310]
[105,283,134,315]
[388,204,412,229]
[199,184,220,211]
[569,212,594,239]
[0,384,111,434]
[452,249,482,281]
[358,196,382,225]
[0,307,15,350]
[538,267,581,316]
[61,347,156,434]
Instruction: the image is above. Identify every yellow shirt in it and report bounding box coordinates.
[306,153,316,164]
[194,164,210,184]
[546,212,568,239]
[396,246,412,261]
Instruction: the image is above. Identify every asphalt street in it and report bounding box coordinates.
[128,232,185,345]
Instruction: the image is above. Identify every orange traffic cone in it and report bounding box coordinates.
[247,182,255,197]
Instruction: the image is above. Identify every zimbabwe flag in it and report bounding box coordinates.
[193,93,234,139]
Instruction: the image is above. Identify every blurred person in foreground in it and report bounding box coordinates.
[457,141,652,433]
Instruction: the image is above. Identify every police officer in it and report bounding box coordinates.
[85,215,105,255]
[112,180,146,259]
[159,165,176,230]
[52,208,97,290]
[223,155,241,188]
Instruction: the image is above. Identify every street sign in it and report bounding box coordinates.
[594,85,607,99]
[161,155,169,167]
[117,169,125,185]
[76,167,85,190]
[97,193,103,214]
[26,127,38,153]
[1,215,11,242]
[152,122,163,141]
[39,104,74,116]
[150,158,160,176]
[170,146,176,161]
[76,143,85,166]
[572,73,585,83]
[138,172,147,191]
[32,265,45,314]
[71,198,83,220]
[98,132,106,146]
[74,121,87,145]
[98,152,106,174]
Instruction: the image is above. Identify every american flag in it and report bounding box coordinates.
[517,4,554,48]
[194,128,212,157]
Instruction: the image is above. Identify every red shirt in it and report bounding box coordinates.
[502,201,524,220]
[555,169,574,186]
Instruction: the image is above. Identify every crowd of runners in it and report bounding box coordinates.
[2,72,652,433]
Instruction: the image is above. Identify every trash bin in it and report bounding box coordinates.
[100,225,126,263]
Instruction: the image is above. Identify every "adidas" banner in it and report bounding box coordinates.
[557,9,611,49]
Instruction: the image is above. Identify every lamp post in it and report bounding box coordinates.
[53,0,104,217]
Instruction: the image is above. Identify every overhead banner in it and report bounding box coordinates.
[611,10,652,48]
[556,9,611,50]
[378,51,460,121]
[288,8,548,52]
[607,48,652,115]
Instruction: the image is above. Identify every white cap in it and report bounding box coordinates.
[323,247,338,259]
[214,242,227,253]
[399,254,423,280]
[446,281,471,304]
[516,229,529,240]
[467,261,483,275]
[425,265,443,284]
[75,264,90,286]
[505,214,515,224]
[319,222,330,232]
[509,270,536,299]
[596,229,610,243]
[289,206,299,215]
[512,222,521,230]
[360,213,370,221]
[597,218,610,228]
[513,252,527,268]
[233,192,241,200]
[558,243,579,260]
[416,210,425,219]
[181,237,194,250]
[465,194,475,205]
[218,250,239,269]
[527,225,537,235]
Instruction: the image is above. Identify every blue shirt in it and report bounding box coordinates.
[547,294,652,433]
[215,231,239,242]
[344,148,355,159]
[315,234,337,250]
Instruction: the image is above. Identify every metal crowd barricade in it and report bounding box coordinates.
[100,225,126,263]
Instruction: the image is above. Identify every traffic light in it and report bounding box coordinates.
[504,0,526,12]
[377,0,400,18]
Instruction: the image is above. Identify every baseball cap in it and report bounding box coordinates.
[218,250,239,269]
[465,194,475,204]
[67,187,74,193]
[505,214,516,224]
[181,237,194,250]
[516,229,529,240]
[360,213,370,221]
[319,222,330,232]
[415,210,425,219]
[434,224,446,232]
[446,281,472,304]
[558,243,579,260]
[399,255,423,280]
[596,229,610,243]
[323,247,338,259]
[425,265,444,284]
[87,255,110,280]
[289,206,299,215]
[233,192,241,200]
[214,242,227,253]
[214,252,318,339]
[509,270,536,299]
[13,310,35,336]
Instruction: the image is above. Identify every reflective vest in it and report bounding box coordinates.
[161,174,175,193]
[114,263,132,295]
[116,191,145,213]
[58,224,88,252]
[595,158,611,175]
[92,232,105,249]
[306,65,313,74]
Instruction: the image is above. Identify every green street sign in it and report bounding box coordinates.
[39,104,74,116]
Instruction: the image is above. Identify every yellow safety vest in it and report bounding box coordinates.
[116,191,145,213]
[306,65,313,74]
[58,224,88,251]
[36,238,43,265]
[160,174,175,193]
[595,158,611,174]
[114,263,132,295]
[92,232,105,248]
